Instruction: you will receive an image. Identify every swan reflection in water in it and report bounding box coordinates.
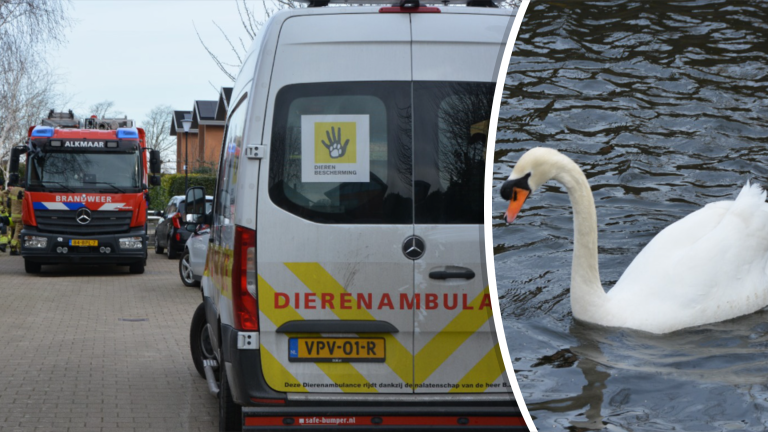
[526,324,609,431]
[523,312,768,431]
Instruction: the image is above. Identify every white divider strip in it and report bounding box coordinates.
[484,1,537,431]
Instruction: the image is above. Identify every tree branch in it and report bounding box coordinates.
[193,21,236,82]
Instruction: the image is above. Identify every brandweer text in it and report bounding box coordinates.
[55,195,113,203]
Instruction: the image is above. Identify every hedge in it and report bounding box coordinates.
[149,173,216,211]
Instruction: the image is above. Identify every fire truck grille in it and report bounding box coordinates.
[34,210,133,235]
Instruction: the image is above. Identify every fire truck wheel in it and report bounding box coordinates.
[190,303,215,379]
[180,251,200,287]
[129,262,145,274]
[154,236,164,254]
[219,362,242,432]
[166,236,179,259]
[24,260,41,274]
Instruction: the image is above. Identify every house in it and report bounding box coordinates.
[170,87,232,174]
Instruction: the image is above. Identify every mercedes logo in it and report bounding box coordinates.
[75,208,92,225]
[402,236,425,260]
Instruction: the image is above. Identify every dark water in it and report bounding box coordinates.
[492,1,768,430]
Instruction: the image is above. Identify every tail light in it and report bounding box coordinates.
[233,225,258,331]
[172,214,181,229]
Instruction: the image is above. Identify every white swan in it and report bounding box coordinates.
[500,147,768,334]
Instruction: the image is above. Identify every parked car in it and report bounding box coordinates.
[179,221,210,288]
[185,2,522,431]
[154,195,212,259]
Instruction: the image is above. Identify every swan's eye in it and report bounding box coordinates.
[513,190,517,201]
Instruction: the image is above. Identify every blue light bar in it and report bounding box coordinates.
[31,126,54,137]
[116,128,139,139]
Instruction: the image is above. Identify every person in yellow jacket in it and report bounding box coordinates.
[0,192,9,253]
[6,183,24,255]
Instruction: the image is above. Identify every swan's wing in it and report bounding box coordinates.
[607,183,768,332]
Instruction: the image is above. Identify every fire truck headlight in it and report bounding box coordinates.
[24,236,48,248]
[119,237,144,249]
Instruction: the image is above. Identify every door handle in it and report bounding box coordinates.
[429,268,475,280]
[276,320,398,333]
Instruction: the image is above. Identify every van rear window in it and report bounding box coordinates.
[269,82,413,224]
[413,82,494,225]
[269,81,493,225]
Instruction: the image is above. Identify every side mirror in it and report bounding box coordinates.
[149,150,162,174]
[185,186,206,221]
[8,146,24,186]
[149,175,161,186]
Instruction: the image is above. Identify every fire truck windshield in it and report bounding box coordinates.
[28,151,141,192]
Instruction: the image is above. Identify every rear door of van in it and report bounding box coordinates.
[257,12,416,394]
[410,13,510,394]
[256,9,511,397]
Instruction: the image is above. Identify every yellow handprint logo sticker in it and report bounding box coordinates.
[301,114,369,183]
[315,122,356,164]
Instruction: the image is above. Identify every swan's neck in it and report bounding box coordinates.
[552,162,607,319]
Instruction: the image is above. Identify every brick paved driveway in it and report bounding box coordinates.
[0,251,217,432]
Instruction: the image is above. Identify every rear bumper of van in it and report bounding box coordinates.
[220,324,525,431]
[242,406,527,431]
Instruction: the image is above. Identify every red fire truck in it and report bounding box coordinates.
[7,111,162,274]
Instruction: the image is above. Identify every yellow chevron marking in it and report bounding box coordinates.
[313,363,376,393]
[258,274,377,393]
[414,288,493,385]
[260,345,307,392]
[259,275,304,323]
[449,344,505,393]
[285,262,413,386]
[207,245,234,299]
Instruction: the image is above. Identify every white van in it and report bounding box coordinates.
[185,1,523,430]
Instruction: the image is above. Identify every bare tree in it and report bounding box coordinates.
[140,105,176,173]
[0,0,69,47]
[195,0,299,82]
[0,45,61,183]
[499,0,522,8]
[0,0,70,185]
[87,100,124,119]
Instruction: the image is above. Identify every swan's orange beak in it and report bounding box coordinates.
[504,188,529,224]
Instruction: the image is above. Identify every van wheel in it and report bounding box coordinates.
[154,235,164,254]
[219,363,242,432]
[180,251,199,287]
[24,260,41,274]
[129,262,145,274]
[190,303,216,379]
